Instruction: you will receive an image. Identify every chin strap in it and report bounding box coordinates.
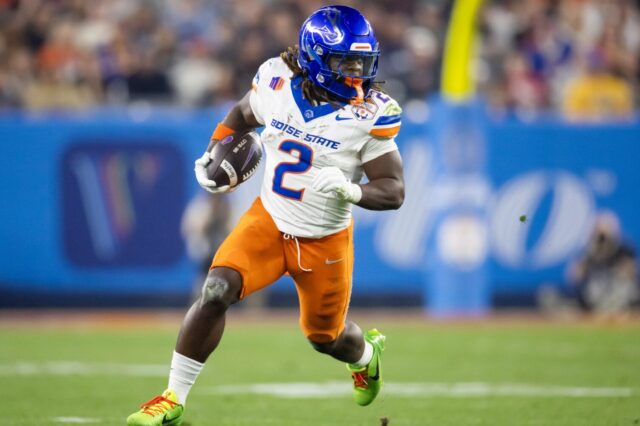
[344,77,364,105]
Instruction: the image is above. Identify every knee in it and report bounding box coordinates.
[308,322,360,355]
[308,336,337,355]
[200,269,241,309]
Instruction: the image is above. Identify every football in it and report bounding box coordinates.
[206,131,263,189]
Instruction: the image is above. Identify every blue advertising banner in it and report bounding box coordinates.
[61,141,184,267]
[0,111,212,302]
[486,120,640,293]
[424,98,490,316]
[0,106,638,307]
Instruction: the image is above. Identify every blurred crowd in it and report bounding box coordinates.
[0,0,638,120]
[539,211,639,316]
[481,0,640,120]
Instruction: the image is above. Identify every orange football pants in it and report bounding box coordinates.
[211,197,353,343]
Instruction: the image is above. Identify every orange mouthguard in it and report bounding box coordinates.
[344,77,364,105]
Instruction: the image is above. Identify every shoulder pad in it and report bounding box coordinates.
[363,91,402,138]
[252,57,291,91]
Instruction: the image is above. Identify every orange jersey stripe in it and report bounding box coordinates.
[369,125,401,138]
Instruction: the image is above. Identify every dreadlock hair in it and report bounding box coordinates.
[280,45,385,107]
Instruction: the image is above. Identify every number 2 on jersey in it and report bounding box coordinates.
[272,140,313,200]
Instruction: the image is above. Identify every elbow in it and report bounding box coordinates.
[389,184,404,210]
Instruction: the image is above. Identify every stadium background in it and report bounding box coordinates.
[1,1,640,425]
[1,0,639,313]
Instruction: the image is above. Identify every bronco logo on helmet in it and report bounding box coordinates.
[308,24,344,45]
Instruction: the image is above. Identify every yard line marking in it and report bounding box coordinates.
[0,361,167,377]
[202,382,635,398]
[52,417,101,423]
[1,362,634,399]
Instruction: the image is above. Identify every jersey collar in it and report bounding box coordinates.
[290,76,346,122]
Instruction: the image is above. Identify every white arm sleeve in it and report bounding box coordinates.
[248,59,278,126]
[360,136,399,164]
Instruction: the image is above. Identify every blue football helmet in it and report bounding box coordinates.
[298,5,380,102]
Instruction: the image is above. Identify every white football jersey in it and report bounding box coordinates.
[249,57,401,238]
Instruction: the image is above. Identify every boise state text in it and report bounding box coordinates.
[270,119,341,150]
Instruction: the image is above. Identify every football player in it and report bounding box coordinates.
[127,5,404,425]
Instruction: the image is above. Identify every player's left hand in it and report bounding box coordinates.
[312,166,362,203]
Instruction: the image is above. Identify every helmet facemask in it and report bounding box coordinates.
[303,44,379,104]
[327,51,378,104]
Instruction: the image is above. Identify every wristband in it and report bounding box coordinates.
[211,122,235,141]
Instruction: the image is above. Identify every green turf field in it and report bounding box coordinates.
[1,314,639,425]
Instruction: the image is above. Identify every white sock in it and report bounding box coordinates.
[351,341,374,368]
[167,351,204,405]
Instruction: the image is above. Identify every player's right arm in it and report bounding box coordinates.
[197,57,276,193]
[195,92,260,194]
[207,56,278,151]
[205,91,261,152]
